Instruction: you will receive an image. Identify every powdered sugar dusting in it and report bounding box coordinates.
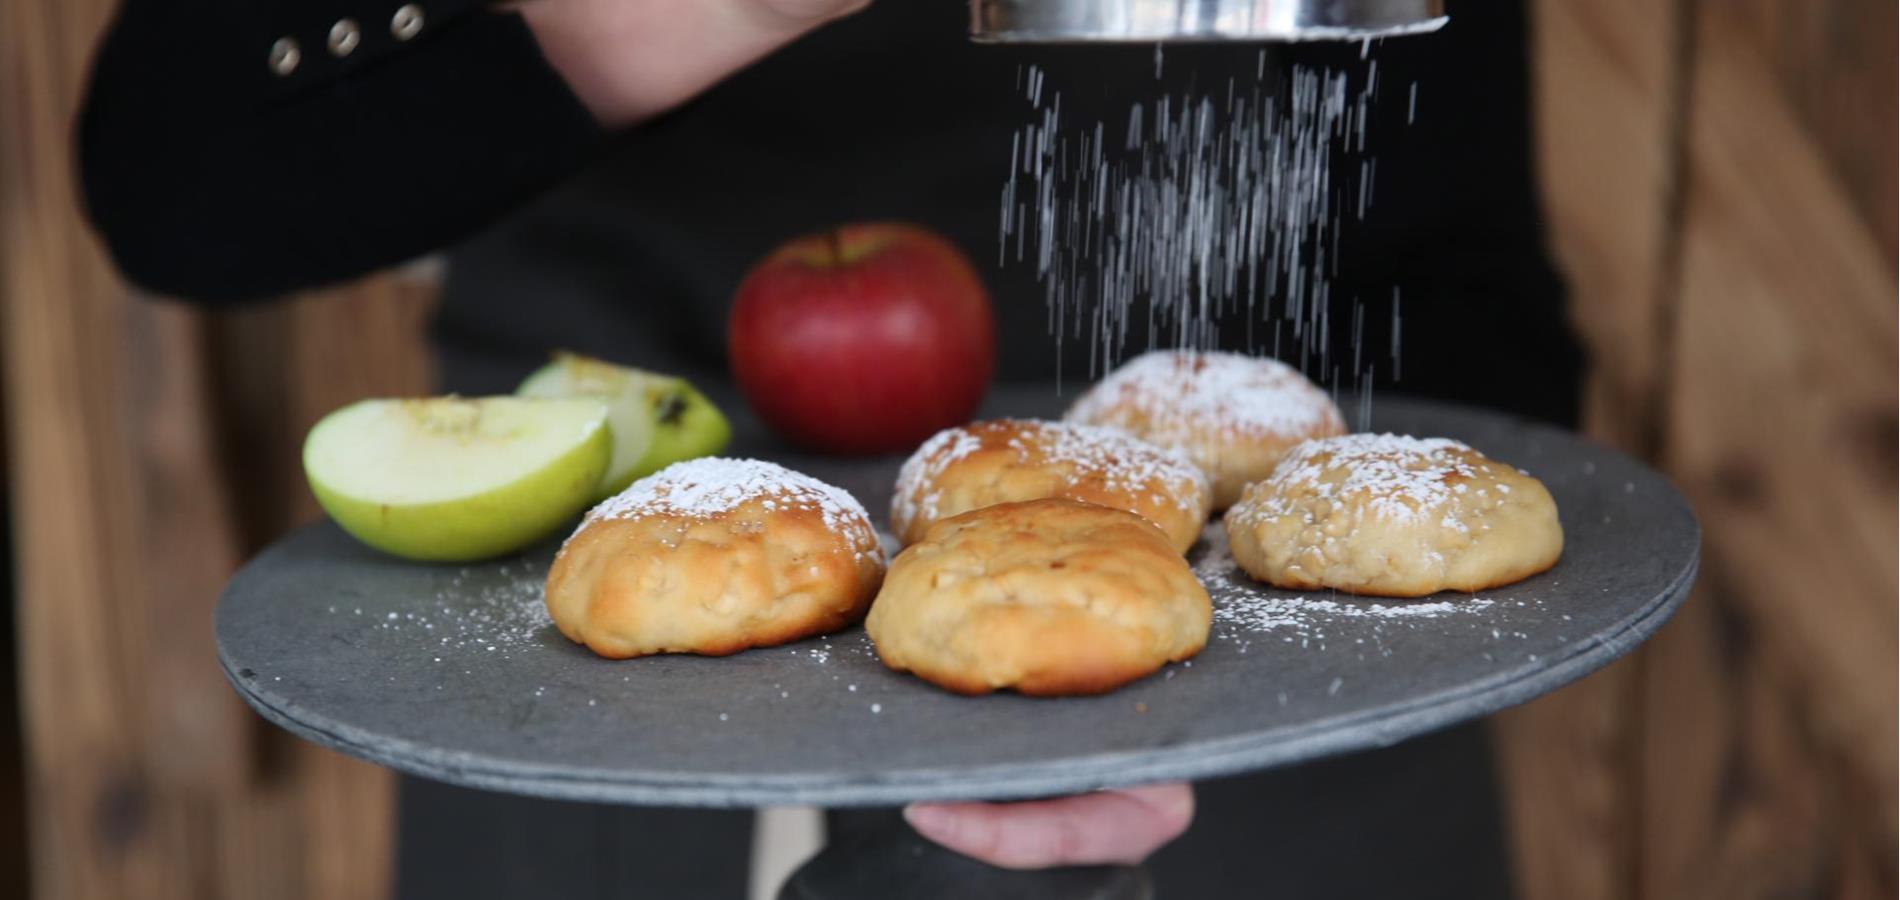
[1067,350,1343,441]
[893,427,988,526]
[1022,420,1209,507]
[422,565,553,653]
[893,419,1210,528]
[795,629,876,667]
[1237,433,1478,527]
[1194,523,1501,641]
[582,458,876,548]
[324,561,553,661]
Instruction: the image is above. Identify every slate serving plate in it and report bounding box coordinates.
[216,395,1697,807]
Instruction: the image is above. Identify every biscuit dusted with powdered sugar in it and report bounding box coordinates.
[1064,350,1346,508]
[1223,434,1563,598]
[892,419,1211,554]
[548,458,884,658]
[868,498,1210,696]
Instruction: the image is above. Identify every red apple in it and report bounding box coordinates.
[728,223,997,455]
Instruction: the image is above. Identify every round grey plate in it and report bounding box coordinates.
[217,397,1698,807]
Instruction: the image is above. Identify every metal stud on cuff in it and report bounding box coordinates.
[328,18,362,57]
[392,4,425,41]
[269,37,301,75]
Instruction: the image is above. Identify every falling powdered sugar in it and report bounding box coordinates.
[1001,63,1387,377]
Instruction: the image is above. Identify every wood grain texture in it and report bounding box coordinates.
[1492,659,1642,900]
[0,0,434,896]
[1672,0,1898,842]
[5,0,1892,895]
[4,0,182,893]
[1729,0,1898,263]
[1528,0,1685,455]
[1498,2,1685,899]
[1523,0,1897,899]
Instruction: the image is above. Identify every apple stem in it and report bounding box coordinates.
[826,228,845,266]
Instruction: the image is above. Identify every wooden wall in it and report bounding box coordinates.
[0,0,1893,898]
[0,0,423,896]
[1502,2,1898,900]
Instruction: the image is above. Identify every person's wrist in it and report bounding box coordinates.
[744,0,871,29]
[517,0,869,128]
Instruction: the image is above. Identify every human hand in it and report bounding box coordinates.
[902,783,1194,869]
[517,0,872,127]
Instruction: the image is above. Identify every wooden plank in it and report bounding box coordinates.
[1631,583,1729,900]
[124,304,249,792]
[1729,0,1898,263]
[2,0,197,894]
[1522,0,1896,897]
[1633,571,1893,900]
[1492,659,1643,900]
[1618,1,1899,896]
[1502,3,1685,899]
[1,0,434,895]
[1528,0,1685,454]
[1682,622,1837,899]
[1672,0,1898,846]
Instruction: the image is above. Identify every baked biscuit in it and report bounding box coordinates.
[1223,434,1563,597]
[546,457,884,658]
[892,419,1212,554]
[867,498,1210,696]
[1064,350,1346,509]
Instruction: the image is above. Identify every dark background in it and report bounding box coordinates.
[0,0,1893,898]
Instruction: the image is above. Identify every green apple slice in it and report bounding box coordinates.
[303,396,612,562]
[518,353,733,499]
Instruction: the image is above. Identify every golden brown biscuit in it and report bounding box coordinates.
[891,419,1212,554]
[546,458,885,658]
[1064,350,1346,509]
[1223,435,1563,597]
[867,498,1211,696]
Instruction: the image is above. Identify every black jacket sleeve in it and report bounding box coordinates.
[78,0,604,303]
